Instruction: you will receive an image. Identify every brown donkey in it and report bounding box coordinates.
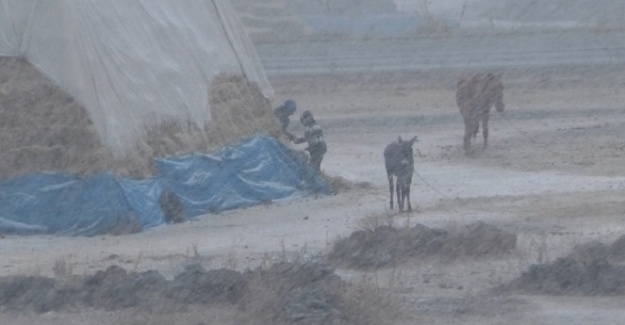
[456,72,505,154]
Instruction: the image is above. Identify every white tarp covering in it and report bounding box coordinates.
[0,0,273,154]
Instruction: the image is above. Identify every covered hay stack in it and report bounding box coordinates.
[0,57,116,179]
[207,73,282,147]
[0,58,279,179]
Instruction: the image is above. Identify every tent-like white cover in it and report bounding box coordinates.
[0,0,273,154]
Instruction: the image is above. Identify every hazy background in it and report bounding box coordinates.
[230,0,625,42]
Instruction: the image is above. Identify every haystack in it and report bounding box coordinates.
[0,0,280,179]
[0,58,280,178]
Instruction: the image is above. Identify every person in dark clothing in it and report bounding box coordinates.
[293,110,327,172]
[274,99,297,140]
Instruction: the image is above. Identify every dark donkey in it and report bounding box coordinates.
[456,72,505,153]
[384,135,417,212]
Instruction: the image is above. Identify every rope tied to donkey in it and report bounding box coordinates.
[499,112,560,156]
[499,111,589,164]
[413,169,450,199]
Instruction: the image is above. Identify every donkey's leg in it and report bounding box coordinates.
[405,183,412,212]
[388,175,394,209]
[473,120,479,140]
[464,118,478,154]
[463,117,473,153]
[397,181,404,212]
[482,114,490,148]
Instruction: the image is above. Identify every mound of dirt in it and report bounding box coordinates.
[242,261,344,324]
[504,258,625,296]
[567,240,611,263]
[443,221,518,257]
[503,236,625,296]
[0,264,244,313]
[0,262,346,324]
[608,234,625,262]
[0,58,280,179]
[329,221,516,269]
[167,264,246,305]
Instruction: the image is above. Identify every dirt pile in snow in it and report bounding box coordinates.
[0,264,244,313]
[329,221,517,269]
[504,258,625,296]
[0,58,279,179]
[0,262,352,324]
[503,236,625,295]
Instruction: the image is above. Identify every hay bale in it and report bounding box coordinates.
[159,190,187,224]
[107,212,142,236]
[144,119,211,158]
[207,73,282,147]
[0,58,278,179]
[0,57,118,178]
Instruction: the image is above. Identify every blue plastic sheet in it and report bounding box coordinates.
[0,136,331,236]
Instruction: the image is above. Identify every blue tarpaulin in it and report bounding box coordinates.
[0,136,331,236]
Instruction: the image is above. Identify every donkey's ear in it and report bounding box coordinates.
[409,135,418,144]
[398,136,403,143]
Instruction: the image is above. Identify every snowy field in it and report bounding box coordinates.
[4,0,625,323]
